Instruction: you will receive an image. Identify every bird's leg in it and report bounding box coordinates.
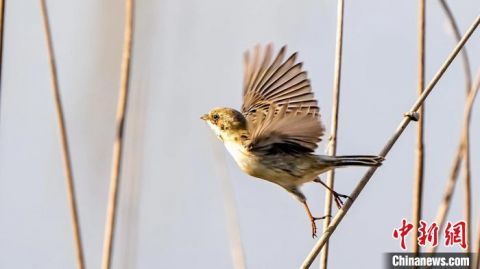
[313,177,350,209]
[288,187,330,238]
[302,201,329,238]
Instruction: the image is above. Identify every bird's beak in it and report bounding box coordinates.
[200,114,209,121]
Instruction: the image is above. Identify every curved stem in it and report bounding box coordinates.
[428,0,475,253]
[438,0,472,94]
[459,72,480,253]
[438,0,473,254]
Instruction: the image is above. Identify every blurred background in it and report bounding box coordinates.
[0,0,479,268]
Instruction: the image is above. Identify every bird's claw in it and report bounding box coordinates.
[312,178,350,209]
[333,192,350,209]
[311,221,317,238]
[309,215,332,238]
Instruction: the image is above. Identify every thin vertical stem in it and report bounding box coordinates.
[101,0,134,268]
[39,1,85,269]
[320,0,344,268]
[412,0,426,254]
[301,16,480,268]
[462,135,472,254]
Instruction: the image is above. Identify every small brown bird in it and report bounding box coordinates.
[201,44,383,237]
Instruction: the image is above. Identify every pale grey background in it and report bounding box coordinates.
[0,0,479,268]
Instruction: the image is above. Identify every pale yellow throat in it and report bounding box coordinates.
[207,121,252,172]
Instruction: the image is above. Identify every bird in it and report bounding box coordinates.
[201,44,383,237]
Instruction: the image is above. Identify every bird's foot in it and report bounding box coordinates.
[309,215,331,238]
[332,191,350,209]
[313,177,350,209]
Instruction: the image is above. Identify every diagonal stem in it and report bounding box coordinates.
[301,15,480,268]
[39,1,85,268]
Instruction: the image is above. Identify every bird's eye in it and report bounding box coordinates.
[212,114,219,121]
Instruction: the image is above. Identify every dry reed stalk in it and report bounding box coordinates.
[101,0,134,268]
[39,1,85,268]
[210,137,247,269]
[462,128,472,254]
[320,0,344,268]
[301,15,480,268]
[412,0,426,254]
[459,71,480,253]
[428,0,475,253]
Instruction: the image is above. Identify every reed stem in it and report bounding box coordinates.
[320,0,344,268]
[101,0,134,268]
[412,0,426,254]
[39,1,85,268]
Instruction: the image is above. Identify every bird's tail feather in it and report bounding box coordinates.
[321,155,384,167]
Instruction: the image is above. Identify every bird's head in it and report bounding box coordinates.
[201,107,247,141]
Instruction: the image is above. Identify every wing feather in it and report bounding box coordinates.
[247,104,325,154]
[241,45,324,154]
[242,45,320,117]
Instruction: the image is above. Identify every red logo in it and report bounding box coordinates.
[417,220,439,247]
[392,219,467,250]
[445,221,467,249]
[392,219,413,250]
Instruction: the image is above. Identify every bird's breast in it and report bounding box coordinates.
[222,141,292,182]
[223,141,262,176]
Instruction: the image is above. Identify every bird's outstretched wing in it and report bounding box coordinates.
[242,44,325,154]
